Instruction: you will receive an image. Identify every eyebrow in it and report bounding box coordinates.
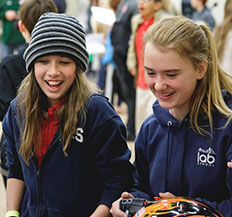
[144,66,181,73]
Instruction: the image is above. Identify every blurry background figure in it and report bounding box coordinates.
[53,0,67,13]
[190,0,215,30]
[86,0,111,79]
[87,0,99,34]
[97,0,120,91]
[111,0,138,141]
[214,0,232,76]
[127,0,176,134]
[96,0,124,109]
[181,0,195,18]
[0,0,25,59]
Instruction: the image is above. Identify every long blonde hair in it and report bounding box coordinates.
[17,68,97,165]
[214,0,232,61]
[143,16,232,135]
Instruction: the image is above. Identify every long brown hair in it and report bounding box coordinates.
[17,68,97,165]
[144,16,232,135]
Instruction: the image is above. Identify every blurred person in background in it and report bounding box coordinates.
[182,0,195,19]
[190,0,215,30]
[214,0,232,76]
[111,0,138,141]
[96,0,124,110]
[127,0,173,134]
[0,0,25,59]
[86,0,110,79]
[53,0,66,13]
[0,0,58,188]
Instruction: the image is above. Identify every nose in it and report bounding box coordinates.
[154,75,166,91]
[47,62,60,77]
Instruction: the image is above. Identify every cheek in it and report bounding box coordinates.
[34,70,42,83]
[34,64,44,81]
[66,70,76,84]
[145,74,153,88]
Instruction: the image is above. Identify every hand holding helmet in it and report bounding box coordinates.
[119,197,223,217]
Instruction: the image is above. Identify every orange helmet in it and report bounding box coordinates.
[120,197,223,217]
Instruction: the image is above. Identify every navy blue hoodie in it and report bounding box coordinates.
[132,96,232,216]
[3,94,134,217]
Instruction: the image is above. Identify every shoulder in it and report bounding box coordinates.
[132,14,141,22]
[201,7,214,19]
[132,13,141,20]
[84,94,124,130]
[128,0,138,10]
[155,9,171,21]
[2,98,18,126]
[86,94,113,109]
[139,103,160,132]
[222,90,232,108]
[0,52,25,69]
[85,94,118,119]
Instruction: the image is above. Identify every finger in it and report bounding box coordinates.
[121,192,134,199]
[110,200,128,217]
[227,161,232,168]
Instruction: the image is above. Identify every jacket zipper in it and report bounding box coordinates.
[37,170,42,217]
[36,134,61,216]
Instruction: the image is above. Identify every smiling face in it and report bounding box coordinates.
[144,42,205,121]
[34,55,77,106]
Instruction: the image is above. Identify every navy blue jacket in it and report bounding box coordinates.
[3,94,134,217]
[132,97,232,216]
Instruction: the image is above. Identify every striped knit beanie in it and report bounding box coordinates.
[24,12,89,72]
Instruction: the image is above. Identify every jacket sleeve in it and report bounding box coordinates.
[130,127,153,200]
[0,61,17,121]
[2,102,24,181]
[87,98,135,208]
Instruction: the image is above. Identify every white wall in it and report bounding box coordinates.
[207,0,226,25]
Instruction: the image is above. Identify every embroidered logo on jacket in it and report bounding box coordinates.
[197,147,216,167]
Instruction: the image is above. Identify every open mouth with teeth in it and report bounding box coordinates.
[46,80,63,88]
[162,92,174,97]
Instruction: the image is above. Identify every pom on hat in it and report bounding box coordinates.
[24,12,89,72]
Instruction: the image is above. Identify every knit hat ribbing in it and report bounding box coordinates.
[24,12,89,72]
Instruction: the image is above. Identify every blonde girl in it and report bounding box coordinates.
[111,16,232,217]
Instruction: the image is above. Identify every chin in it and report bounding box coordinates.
[159,102,173,110]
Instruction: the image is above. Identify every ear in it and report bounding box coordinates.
[196,61,208,80]
[18,20,26,33]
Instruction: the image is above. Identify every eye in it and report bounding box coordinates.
[59,57,73,65]
[36,58,48,64]
[145,70,156,77]
[166,73,177,78]
[60,60,70,65]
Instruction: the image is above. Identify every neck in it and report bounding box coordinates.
[196,4,204,12]
[143,14,153,20]
[22,31,31,43]
[169,108,188,122]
